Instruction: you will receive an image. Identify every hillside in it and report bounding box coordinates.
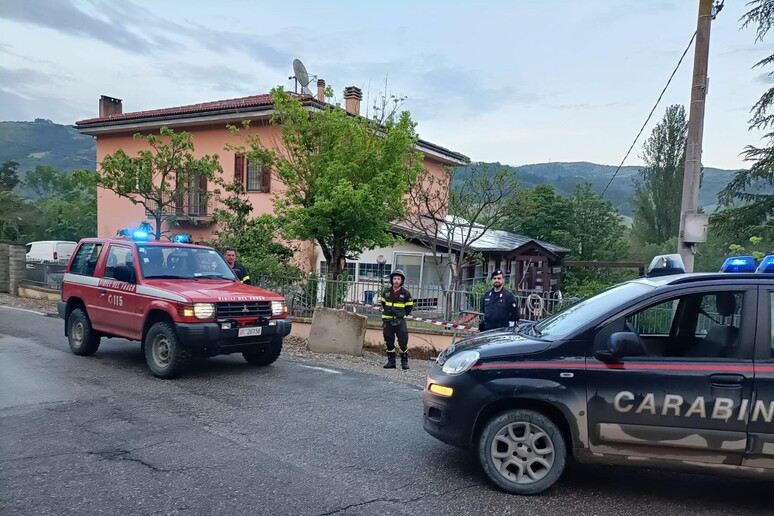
[0,120,741,216]
[0,119,96,176]
[455,161,740,216]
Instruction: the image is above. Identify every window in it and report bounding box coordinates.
[628,299,678,335]
[319,261,355,277]
[357,263,392,279]
[70,243,103,277]
[104,245,133,279]
[621,290,745,359]
[394,253,422,286]
[246,159,270,192]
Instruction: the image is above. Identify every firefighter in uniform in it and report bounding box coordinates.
[224,247,251,285]
[381,269,414,369]
[479,269,520,331]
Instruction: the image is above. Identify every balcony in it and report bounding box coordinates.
[144,192,214,221]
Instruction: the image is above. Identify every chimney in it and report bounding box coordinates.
[343,86,362,115]
[99,95,123,118]
[317,79,326,103]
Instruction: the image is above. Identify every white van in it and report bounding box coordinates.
[25,241,77,263]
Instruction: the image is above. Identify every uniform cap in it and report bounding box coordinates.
[491,269,505,279]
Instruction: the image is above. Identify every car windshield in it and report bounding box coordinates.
[530,282,654,340]
[137,245,237,281]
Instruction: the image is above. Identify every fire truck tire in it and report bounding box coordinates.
[243,337,283,366]
[144,321,191,379]
[67,308,101,356]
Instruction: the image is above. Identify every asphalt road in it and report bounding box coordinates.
[1,305,772,516]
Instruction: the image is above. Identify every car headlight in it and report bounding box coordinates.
[441,350,480,375]
[193,303,215,319]
[271,300,287,316]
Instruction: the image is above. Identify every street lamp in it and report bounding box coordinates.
[377,254,387,291]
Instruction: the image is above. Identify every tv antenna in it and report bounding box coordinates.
[289,59,316,95]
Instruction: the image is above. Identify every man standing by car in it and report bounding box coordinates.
[381,269,414,370]
[224,247,251,285]
[479,269,520,331]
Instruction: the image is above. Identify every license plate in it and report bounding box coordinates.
[238,326,262,337]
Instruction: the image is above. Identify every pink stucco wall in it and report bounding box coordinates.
[94,119,455,267]
[95,122,285,241]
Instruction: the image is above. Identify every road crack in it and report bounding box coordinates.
[312,482,484,515]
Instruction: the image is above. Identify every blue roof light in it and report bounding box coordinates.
[173,234,191,243]
[757,255,774,274]
[132,230,149,241]
[720,256,756,273]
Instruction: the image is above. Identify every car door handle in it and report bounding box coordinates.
[99,288,106,295]
[709,373,745,388]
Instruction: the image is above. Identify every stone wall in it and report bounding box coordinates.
[0,243,9,293]
[8,244,25,296]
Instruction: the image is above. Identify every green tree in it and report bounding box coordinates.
[76,126,222,240]
[564,183,627,263]
[0,191,39,241]
[713,1,774,245]
[209,179,297,275]
[631,105,688,245]
[0,160,20,191]
[237,87,425,280]
[502,183,572,245]
[24,164,78,198]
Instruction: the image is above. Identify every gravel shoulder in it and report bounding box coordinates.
[0,294,432,388]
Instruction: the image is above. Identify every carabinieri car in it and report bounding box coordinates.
[423,254,774,495]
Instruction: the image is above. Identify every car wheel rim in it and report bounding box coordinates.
[490,421,555,485]
[152,335,171,367]
[72,321,84,345]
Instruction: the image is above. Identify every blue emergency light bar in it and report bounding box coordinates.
[172,234,191,243]
[757,255,774,274]
[720,256,756,273]
[132,230,149,241]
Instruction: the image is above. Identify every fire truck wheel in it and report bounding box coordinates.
[243,337,283,366]
[67,308,101,356]
[144,321,191,379]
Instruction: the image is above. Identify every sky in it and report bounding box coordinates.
[0,0,771,171]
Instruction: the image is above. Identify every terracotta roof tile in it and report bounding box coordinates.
[76,93,312,125]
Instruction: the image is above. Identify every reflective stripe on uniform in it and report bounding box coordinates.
[384,301,407,308]
[242,275,250,282]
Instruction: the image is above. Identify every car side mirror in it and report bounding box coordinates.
[594,332,644,363]
[113,264,136,284]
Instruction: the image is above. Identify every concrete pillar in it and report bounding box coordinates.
[0,243,9,293]
[8,244,25,296]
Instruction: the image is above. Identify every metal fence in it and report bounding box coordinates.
[253,273,568,331]
[23,261,68,290]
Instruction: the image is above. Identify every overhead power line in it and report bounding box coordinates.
[600,30,698,197]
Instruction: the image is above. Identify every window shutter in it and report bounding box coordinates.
[234,154,245,184]
[261,166,271,193]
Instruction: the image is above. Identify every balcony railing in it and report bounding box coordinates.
[144,192,213,219]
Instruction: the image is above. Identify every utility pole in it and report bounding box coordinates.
[677,0,714,271]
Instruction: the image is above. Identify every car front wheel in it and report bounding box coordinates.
[243,337,283,366]
[477,409,566,495]
[144,321,191,379]
[67,308,100,356]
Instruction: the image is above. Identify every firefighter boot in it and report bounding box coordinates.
[383,351,396,369]
[400,352,409,370]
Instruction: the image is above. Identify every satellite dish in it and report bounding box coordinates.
[291,59,314,95]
